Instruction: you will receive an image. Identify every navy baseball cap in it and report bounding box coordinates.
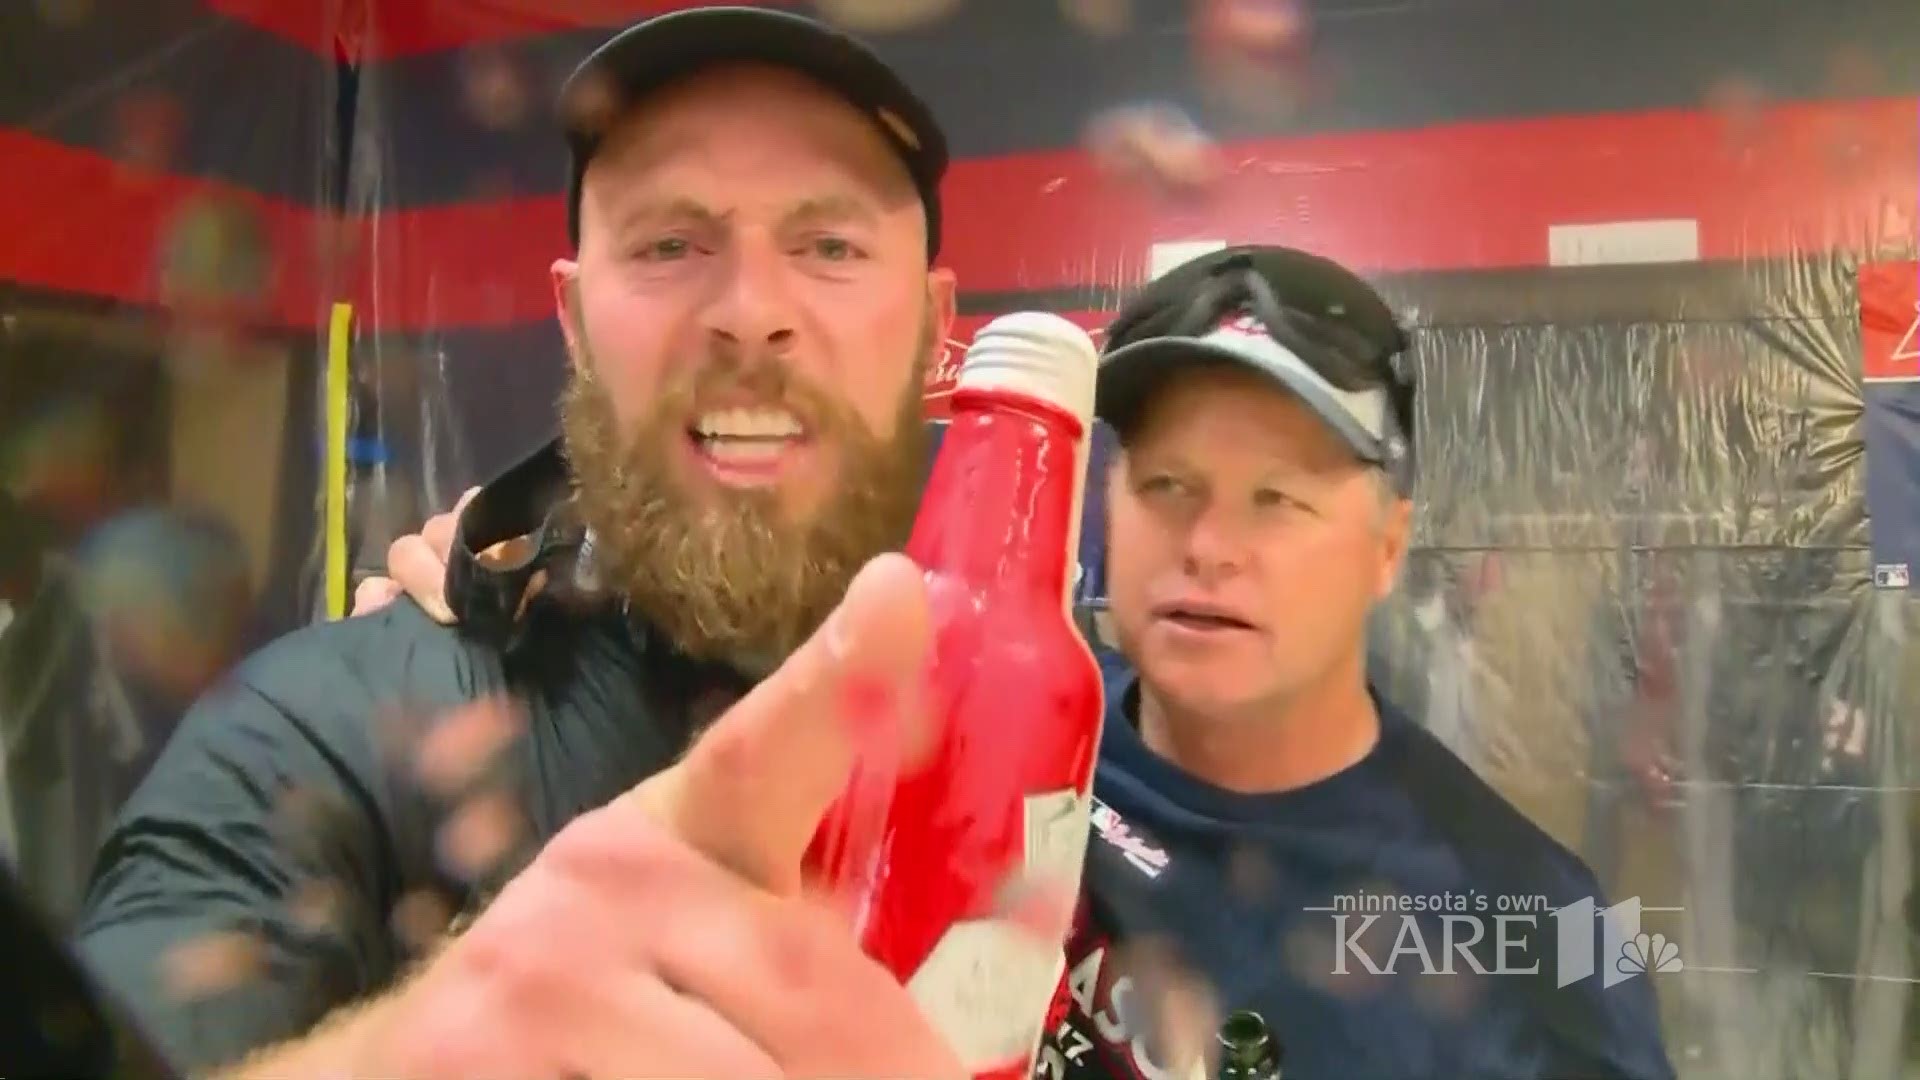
[558,7,948,257]
[1096,245,1417,494]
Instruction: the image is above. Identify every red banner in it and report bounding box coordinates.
[1861,260,1919,384]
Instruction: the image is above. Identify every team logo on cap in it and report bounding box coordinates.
[1217,311,1270,341]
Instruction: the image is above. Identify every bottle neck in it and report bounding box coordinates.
[908,389,1086,601]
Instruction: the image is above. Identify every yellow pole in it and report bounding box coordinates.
[324,302,354,620]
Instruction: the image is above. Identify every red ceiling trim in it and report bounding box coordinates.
[4,100,1913,332]
[201,0,808,62]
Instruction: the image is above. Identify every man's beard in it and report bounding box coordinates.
[559,335,930,672]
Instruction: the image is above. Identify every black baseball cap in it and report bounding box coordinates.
[558,7,948,257]
[1096,245,1418,494]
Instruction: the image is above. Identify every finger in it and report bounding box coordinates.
[388,534,456,624]
[414,486,477,571]
[352,576,403,616]
[1111,937,1221,1075]
[993,869,1080,945]
[418,511,458,568]
[628,552,933,894]
[412,698,524,797]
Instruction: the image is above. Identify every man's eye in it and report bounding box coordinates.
[1138,475,1187,497]
[1253,488,1308,513]
[635,237,692,261]
[806,236,865,262]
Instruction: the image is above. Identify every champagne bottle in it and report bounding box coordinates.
[1216,1009,1284,1080]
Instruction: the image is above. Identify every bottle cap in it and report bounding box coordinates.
[956,312,1098,425]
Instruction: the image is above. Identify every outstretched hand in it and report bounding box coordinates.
[321,554,964,1079]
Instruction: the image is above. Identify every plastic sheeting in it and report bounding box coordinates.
[1,2,339,926]
[1365,259,1920,1077]
[4,0,1920,1076]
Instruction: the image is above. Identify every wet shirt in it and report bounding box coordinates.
[1036,667,1676,1080]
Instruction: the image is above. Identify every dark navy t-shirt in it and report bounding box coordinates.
[1035,665,1675,1080]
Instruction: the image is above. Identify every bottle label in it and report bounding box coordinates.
[905,787,1093,1073]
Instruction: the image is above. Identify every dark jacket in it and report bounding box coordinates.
[71,441,750,1073]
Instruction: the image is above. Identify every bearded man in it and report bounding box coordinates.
[70,10,973,1078]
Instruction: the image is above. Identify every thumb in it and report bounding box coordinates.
[352,576,403,616]
[623,552,933,894]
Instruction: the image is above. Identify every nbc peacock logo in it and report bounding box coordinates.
[1617,931,1684,978]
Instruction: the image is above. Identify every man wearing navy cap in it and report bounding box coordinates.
[73,9,974,1077]
[1038,245,1674,1078]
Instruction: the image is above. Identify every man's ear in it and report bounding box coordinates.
[1375,494,1415,600]
[552,259,583,369]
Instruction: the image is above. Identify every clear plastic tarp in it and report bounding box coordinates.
[2,0,343,926]
[3,1,1918,1076]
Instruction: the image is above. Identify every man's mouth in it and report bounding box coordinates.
[1153,602,1258,634]
[686,407,810,483]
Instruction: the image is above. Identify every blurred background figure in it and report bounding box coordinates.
[816,0,965,33]
[0,372,257,928]
[0,201,273,930]
[1086,103,1224,202]
[1193,0,1314,122]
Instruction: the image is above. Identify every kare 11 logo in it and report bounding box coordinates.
[1315,891,1684,988]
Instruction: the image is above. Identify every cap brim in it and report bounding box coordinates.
[1097,331,1391,464]
[562,7,943,174]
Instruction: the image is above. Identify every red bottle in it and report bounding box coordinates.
[807,312,1106,1078]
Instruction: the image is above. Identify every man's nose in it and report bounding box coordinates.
[1180,504,1248,585]
[704,237,798,353]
